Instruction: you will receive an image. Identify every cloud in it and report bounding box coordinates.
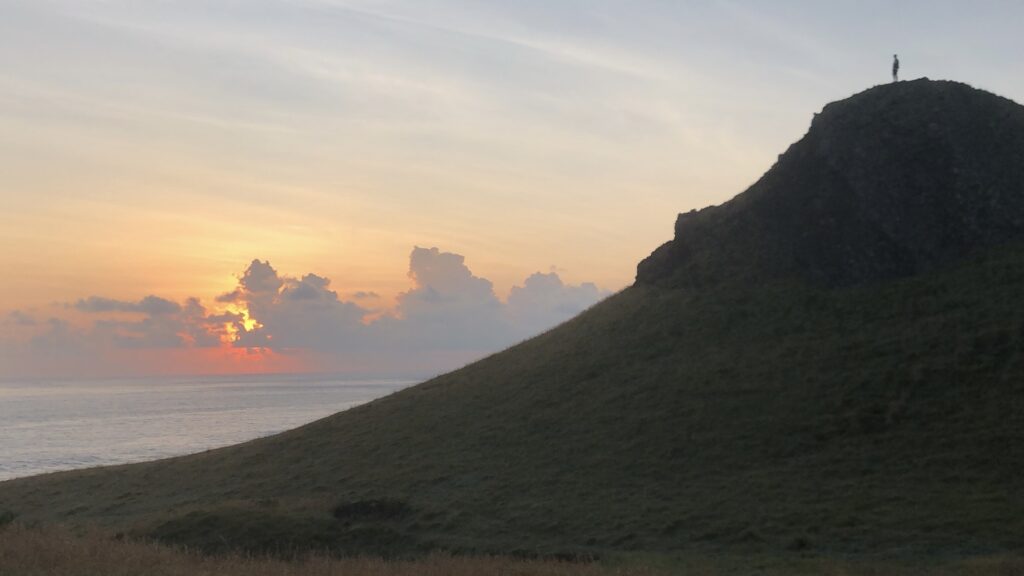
[5,310,36,326]
[283,273,333,301]
[506,271,607,336]
[75,295,182,315]
[31,296,229,353]
[2,246,610,378]
[405,247,498,302]
[107,297,230,349]
[215,289,244,303]
[94,317,187,349]
[386,246,507,349]
[382,247,608,353]
[232,262,368,351]
[240,259,283,294]
[214,246,608,362]
[181,298,236,347]
[29,318,79,353]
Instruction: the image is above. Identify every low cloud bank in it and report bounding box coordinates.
[2,247,610,378]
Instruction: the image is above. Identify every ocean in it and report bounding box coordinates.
[0,374,412,482]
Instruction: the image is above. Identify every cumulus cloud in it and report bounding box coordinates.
[506,272,606,336]
[230,263,368,351]
[240,259,283,294]
[386,246,506,349]
[2,246,611,378]
[201,247,609,364]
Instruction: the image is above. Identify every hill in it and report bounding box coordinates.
[1,79,1023,564]
[639,79,1024,288]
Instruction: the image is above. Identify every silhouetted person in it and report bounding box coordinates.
[892,54,900,82]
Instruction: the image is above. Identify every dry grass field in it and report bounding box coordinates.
[2,524,1023,576]
[0,525,665,576]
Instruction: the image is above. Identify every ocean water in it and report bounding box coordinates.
[0,374,412,482]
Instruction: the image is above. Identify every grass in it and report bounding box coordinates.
[1,524,1022,576]
[1,244,1023,562]
[0,524,665,576]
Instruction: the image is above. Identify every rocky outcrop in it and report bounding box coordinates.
[637,79,1024,288]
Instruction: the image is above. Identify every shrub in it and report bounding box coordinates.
[333,499,412,522]
[0,510,17,528]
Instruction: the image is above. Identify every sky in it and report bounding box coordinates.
[2,0,1023,379]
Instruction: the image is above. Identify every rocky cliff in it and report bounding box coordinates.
[637,79,1024,287]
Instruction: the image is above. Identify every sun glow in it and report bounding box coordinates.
[220,304,261,345]
[178,346,305,375]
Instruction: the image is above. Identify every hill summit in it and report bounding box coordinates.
[2,80,1023,565]
[639,79,1024,287]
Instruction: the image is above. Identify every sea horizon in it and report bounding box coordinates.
[0,373,414,482]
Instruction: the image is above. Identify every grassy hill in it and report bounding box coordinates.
[2,79,1023,564]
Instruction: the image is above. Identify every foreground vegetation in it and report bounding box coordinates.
[1,524,1022,576]
[0,524,661,576]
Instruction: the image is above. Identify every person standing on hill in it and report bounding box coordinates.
[892,54,900,82]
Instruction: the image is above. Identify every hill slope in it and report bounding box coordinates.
[2,79,1023,561]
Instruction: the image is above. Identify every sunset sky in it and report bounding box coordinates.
[3,1,1023,378]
